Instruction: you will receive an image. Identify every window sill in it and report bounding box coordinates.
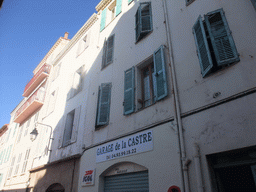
[135,31,153,45]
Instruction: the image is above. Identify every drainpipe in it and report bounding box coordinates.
[162,0,190,191]
[193,143,204,192]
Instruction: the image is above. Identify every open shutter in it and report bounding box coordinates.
[97,83,112,126]
[140,2,152,33]
[106,35,115,65]
[116,0,122,16]
[71,106,81,143]
[205,9,239,66]
[153,46,168,101]
[193,16,213,77]
[124,67,135,115]
[135,7,141,41]
[102,39,107,68]
[100,8,107,32]
[251,0,256,10]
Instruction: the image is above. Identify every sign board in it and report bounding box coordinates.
[81,169,95,187]
[96,130,153,163]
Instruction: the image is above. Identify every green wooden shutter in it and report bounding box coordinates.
[128,0,133,4]
[116,0,122,16]
[106,35,115,65]
[193,16,213,77]
[205,9,239,67]
[153,45,168,101]
[102,39,107,68]
[135,7,141,41]
[251,0,256,10]
[124,67,135,115]
[140,3,152,33]
[97,83,112,126]
[100,8,107,32]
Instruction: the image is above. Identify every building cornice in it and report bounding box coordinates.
[96,0,113,12]
[52,13,98,67]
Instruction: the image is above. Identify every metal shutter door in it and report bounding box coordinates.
[104,171,149,192]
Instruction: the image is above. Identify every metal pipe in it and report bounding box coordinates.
[193,143,204,192]
[162,0,190,191]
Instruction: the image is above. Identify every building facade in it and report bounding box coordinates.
[1,0,256,192]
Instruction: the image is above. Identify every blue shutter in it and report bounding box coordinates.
[97,83,112,126]
[100,8,107,32]
[205,9,239,67]
[153,46,168,101]
[124,67,135,115]
[106,35,115,65]
[135,7,141,41]
[193,16,213,77]
[116,0,122,16]
[251,0,256,10]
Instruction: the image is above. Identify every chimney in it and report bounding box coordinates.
[64,32,69,40]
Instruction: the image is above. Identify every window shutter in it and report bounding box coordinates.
[153,46,168,101]
[205,9,239,67]
[135,7,141,41]
[124,67,135,115]
[116,0,122,16]
[251,0,256,10]
[106,35,115,65]
[100,8,107,32]
[140,3,152,33]
[97,83,112,126]
[71,106,81,143]
[102,39,107,68]
[193,16,213,77]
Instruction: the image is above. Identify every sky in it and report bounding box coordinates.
[0,0,99,126]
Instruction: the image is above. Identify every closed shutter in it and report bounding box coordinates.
[71,106,81,143]
[102,39,107,68]
[153,46,168,101]
[116,0,122,16]
[106,35,115,65]
[124,67,135,115]
[97,83,112,126]
[251,0,256,10]
[193,16,213,77]
[205,9,239,67]
[135,7,141,41]
[104,171,149,192]
[100,8,107,32]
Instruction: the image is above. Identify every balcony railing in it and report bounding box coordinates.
[14,87,46,124]
[23,64,51,97]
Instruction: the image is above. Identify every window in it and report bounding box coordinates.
[52,63,61,81]
[14,153,22,175]
[21,148,30,173]
[193,9,239,77]
[17,125,24,143]
[67,66,85,99]
[8,156,15,178]
[96,83,112,127]
[251,0,256,10]
[48,89,58,114]
[186,0,195,6]
[77,32,90,57]
[135,2,152,42]
[124,46,167,115]
[102,35,115,69]
[62,106,81,147]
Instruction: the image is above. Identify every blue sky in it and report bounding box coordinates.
[0,0,99,126]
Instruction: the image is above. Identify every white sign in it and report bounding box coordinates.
[96,130,153,163]
[81,169,95,187]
